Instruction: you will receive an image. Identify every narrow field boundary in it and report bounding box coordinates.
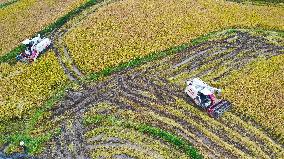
[0,0,19,9]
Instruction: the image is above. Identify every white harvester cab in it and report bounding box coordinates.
[17,34,51,63]
[22,34,42,45]
[185,78,231,118]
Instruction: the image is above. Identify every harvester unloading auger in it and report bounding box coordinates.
[184,78,231,118]
[16,34,51,63]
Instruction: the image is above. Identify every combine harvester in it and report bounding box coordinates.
[185,78,231,119]
[16,34,51,63]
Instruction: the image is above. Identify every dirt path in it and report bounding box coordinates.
[49,0,115,82]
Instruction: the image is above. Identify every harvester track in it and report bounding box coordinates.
[38,30,284,158]
[49,0,115,82]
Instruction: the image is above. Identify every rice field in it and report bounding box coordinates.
[62,0,284,74]
[36,30,284,158]
[0,51,68,120]
[0,0,86,56]
[0,0,283,158]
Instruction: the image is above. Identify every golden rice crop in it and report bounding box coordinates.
[64,0,284,74]
[0,0,86,56]
[222,54,284,141]
[0,51,68,120]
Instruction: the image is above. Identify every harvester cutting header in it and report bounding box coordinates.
[185,78,231,118]
[16,34,51,63]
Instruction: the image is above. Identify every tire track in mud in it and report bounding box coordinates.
[39,117,87,159]
[51,45,78,81]
[39,30,284,158]
[49,0,116,82]
[116,77,239,158]
[118,74,273,158]
[169,31,283,80]
[51,29,82,82]
[86,135,164,158]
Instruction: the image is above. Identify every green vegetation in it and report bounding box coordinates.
[0,81,72,155]
[83,114,203,159]
[0,45,25,64]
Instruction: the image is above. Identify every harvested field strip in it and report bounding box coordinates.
[83,114,202,159]
[117,97,232,158]
[91,146,159,159]
[85,86,282,158]
[115,98,221,159]
[91,147,160,159]
[118,88,250,158]
[86,126,188,158]
[112,77,275,158]
[222,113,284,158]
[176,99,274,158]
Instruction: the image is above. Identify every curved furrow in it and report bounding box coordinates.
[49,0,117,81]
[116,95,227,159]
[39,118,88,159]
[106,96,221,159]
[174,99,271,158]
[167,31,284,81]
[119,71,278,158]
[87,137,164,159]
[116,83,240,158]
[84,119,191,158]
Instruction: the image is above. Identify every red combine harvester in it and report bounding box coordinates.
[184,78,231,118]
